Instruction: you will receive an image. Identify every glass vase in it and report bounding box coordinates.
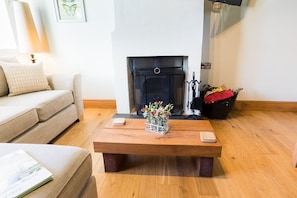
[145,116,169,135]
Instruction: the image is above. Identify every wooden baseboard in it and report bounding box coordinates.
[83,99,297,112]
[83,100,116,109]
[234,100,297,112]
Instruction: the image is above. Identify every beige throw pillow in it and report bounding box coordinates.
[0,56,19,96]
[1,62,51,96]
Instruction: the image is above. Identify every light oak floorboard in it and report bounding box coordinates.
[53,108,297,198]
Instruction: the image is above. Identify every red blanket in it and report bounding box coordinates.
[204,90,234,104]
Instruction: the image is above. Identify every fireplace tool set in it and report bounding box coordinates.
[186,72,202,120]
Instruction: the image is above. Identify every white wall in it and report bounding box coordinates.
[6,0,204,115]
[112,0,204,114]
[3,0,297,108]
[202,0,297,101]
[9,0,116,100]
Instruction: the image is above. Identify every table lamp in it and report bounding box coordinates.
[13,1,44,63]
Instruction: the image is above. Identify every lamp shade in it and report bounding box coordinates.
[13,1,41,53]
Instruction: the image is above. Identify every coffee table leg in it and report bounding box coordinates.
[194,157,214,177]
[102,153,125,172]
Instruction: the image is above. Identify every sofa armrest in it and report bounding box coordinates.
[47,74,84,120]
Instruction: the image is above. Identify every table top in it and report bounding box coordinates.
[93,118,222,157]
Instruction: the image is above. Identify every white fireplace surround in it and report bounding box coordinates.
[112,0,204,115]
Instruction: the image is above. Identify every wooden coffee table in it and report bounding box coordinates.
[93,118,222,177]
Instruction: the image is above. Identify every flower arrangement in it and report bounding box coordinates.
[141,101,174,134]
[141,101,174,119]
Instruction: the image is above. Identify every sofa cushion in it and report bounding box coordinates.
[12,105,78,144]
[0,62,51,96]
[0,66,8,97]
[0,57,19,97]
[0,90,74,121]
[0,106,39,142]
[0,143,95,197]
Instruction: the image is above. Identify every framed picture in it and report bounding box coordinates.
[54,0,86,22]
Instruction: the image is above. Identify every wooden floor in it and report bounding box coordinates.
[53,108,297,198]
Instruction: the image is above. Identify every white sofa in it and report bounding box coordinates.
[0,60,84,143]
[0,59,98,197]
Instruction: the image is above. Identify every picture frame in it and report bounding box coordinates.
[54,0,86,22]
